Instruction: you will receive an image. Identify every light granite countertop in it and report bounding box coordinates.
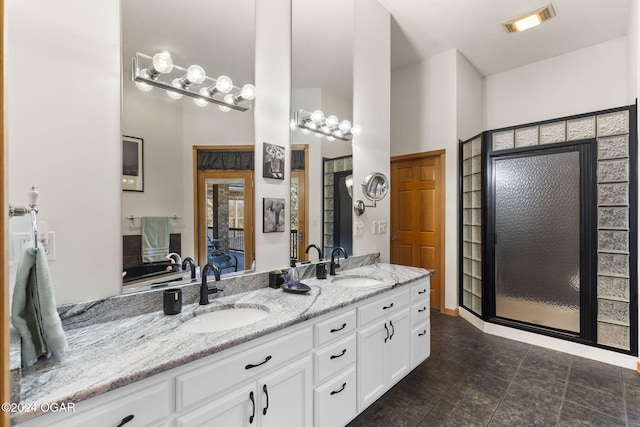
[14,263,431,424]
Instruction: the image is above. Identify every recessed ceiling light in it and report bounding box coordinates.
[503,3,556,33]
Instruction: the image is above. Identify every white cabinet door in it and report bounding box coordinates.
[175,384,254,427]
[258,355,312,427]
[385,309,410,386]
[314,366,357,427]
[411,320,431,369]
[357,320,387,411]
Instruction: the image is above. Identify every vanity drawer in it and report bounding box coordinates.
[411,320,431,369]
[176,326,312,410]
[315,308,356,347]
[314,366,357,427]
[315,334,356,384]
[358,289,410,326]
[410,300,430,327]
[410,278,430,302]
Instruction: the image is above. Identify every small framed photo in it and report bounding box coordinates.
[122,135,144,192]
[263,198,285,233]
[263,142,285,180]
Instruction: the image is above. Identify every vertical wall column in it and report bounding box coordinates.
[254,0,292,271]
[352,0,391,261]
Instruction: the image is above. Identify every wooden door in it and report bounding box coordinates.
[390,151,445,310]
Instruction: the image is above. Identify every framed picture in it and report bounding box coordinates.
[263,142,285,180]
[263,198,285,233]
[122,135,144,192]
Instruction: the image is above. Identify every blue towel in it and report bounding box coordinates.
[142,216,170,262]
[11,244,68,367]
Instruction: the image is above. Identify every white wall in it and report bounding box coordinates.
[7,0,121,304]
[485,37,628,130]
[352,0,391,262]
[456,51,484,142]
[254,0,292,271]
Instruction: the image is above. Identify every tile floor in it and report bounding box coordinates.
[348,310,640,426]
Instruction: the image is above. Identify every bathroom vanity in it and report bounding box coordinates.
[13,264,431,427]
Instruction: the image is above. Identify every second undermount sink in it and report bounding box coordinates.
[331,276,386,288]
[179,307,269,333]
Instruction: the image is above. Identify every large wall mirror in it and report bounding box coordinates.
[121,0,257,291]
[291,0,354,260]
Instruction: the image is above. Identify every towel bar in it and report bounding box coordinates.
[9,186,39,248]
[127,215,181,220]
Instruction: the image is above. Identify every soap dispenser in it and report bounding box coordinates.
[288,259,300,286]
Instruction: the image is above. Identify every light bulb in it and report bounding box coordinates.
[215,75,234,94]
[327,136,335,141]
[194,89,208,107]
[224,93,236,105]
[326,115,339,128]
[301,128,311,135]
[311,110,324,123]
[152,51,173,74]
[240,84,256,100]
[135,70,153,92]
[307,122,317,130]
[218,105,231,112]
[184,65,206,85]
[322,126,332,135]
[167,78,183,99]
[334,130,344,139]
[351,124,362,135]
[314,132,323,138]
[338,120,352,133]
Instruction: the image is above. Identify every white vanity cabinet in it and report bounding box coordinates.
[409,278,431,369]
[356,289,411,411]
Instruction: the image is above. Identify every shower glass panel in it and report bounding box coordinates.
[494,150,581,333]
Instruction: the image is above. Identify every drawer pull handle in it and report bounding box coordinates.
[263,384,269,416]
[330,382,347,396]
[330,349,347,360]
[418,289,427,294]
[384,323,389,343]
[330,323,347,333]
[418,307,427,312]
[418,330,427,336]
[245,355,272,370]
[389,320,395,339]
[116,415,134,427]
[383,303,394,310]
[249,391,255,424]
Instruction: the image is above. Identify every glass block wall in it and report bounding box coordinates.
[461,136,482,315]
[323,156,352,255]
[488,108,633,350]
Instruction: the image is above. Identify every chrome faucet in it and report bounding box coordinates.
[182,257,196,280]
[305,244,327,279]
[199,263,222,305]
[330,247,348,276]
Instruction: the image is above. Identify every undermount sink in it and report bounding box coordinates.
[331,276,386,288]
[179,307,269,333]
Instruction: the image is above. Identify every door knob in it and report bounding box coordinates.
[391,235,398,241]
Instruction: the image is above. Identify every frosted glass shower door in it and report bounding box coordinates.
[494,150,581,333]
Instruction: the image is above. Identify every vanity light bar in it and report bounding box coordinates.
[293,110,362,141]
[132,52,255,112]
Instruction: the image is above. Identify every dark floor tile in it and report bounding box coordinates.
[470,345,528,381]
[419,399,488,427]
[521,345,572,380]
[626,384,640,426]
[443,370,510,410]
[558,401,627,426]
[500,382,562,416]
[622,367,640,387]
[512,365,567,396]
[489,402,559,426]
[563,383,625,421]
[397,365,453,399]
[569,356,623,396]
[346,390,425,427]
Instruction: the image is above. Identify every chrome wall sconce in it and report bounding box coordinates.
[132,52,256,112]
[354,172,389,216]
[291,109,362,141]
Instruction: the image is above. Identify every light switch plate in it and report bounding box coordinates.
[354,221,363,236]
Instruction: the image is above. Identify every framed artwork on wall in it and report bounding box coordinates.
[122,135,144,192]
[263,198,285,233]
[263,142,285,180]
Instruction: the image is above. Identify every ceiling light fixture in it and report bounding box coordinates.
[292,109,362,141]
[132,52,256,112]
[503,3,556,33]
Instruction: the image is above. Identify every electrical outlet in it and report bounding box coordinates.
[354,221,363,236]
[379,220,387,233]
[372,221,379,234]
[12,233,31,260]
[42,231,56,261]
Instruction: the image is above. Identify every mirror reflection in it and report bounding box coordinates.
[291,0,354,259]
[121,0,256,291]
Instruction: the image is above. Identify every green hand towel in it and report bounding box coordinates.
[142,216,170,262]
[11,245,68,367]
